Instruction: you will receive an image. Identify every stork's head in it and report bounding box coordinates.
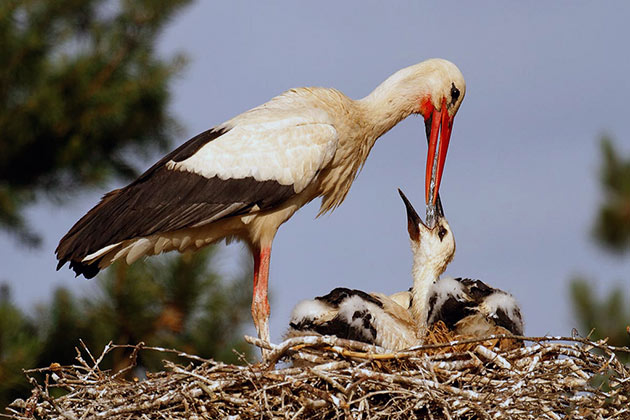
[381,59,465,208]
[398,189,455,276]
[415,59,465,210]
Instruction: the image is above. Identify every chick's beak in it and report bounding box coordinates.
[398,189,425,242]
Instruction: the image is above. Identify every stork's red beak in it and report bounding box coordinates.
[424,98,453,206]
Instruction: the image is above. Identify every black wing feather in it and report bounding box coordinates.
[315,287,384,308]
[56,127,296,274]
[494,306,524,335]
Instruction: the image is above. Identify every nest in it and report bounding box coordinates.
[4,330,629,420]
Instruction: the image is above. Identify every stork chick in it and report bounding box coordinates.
[394,195,524,338]
[289,190,524,349]
[288,189,455,350]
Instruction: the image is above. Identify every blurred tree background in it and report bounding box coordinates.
[0,0,254,410]
[569,136,630,363]
[4,0,626,412]
[0,0,189,244]
[0,249,253,409]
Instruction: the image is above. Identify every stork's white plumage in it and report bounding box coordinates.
[56,59,466,349]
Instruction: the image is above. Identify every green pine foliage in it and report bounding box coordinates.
[0,286,43,410]
[593,137,630,253]
[570,278,629,363]
[569,136,630,362]
[1,246,254,409]
[0,0,192,244]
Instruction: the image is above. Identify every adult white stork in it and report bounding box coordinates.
[56,59,466,347]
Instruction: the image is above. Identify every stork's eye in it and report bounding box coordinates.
[450,83,460,104]
[438,227,447,241]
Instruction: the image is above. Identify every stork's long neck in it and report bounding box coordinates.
[314,79,422,215]
[409,250,442,333]
[357,66,431,141]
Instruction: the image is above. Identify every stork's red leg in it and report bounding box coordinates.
[252,245,271,355]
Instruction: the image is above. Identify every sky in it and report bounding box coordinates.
[2,1,629,344]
